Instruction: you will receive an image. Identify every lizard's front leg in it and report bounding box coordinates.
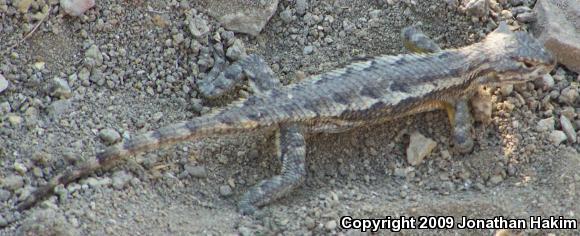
[446,99,475,153]
[402,25,475,153]
[238,123,306,215]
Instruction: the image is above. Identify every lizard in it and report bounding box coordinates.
[14,22,555,215]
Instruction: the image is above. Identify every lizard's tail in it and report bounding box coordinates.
[16,115,264,211]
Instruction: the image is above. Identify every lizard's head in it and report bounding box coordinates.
[476,22,556,86]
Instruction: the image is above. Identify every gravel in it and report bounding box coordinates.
[0,0,578,234]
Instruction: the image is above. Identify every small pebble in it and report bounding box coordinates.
[47,99,72,117]
[369,9,381,19]
[60,0,95,16]
[500,9,513,19]
[188,16,210,38]
[535,117,554,132]
[304,217,316,229]
[303,45,314,55]
[112,171,133,190]
[219,185,232,197]
[50,77,72,99]
[82,177,112,188]
[184,165,207,178]
[239,227,254,236]
[33,62,45,70]
[295,0,308,16]
[489,175,503,185]
[0,189,11,202]
[500,84,513,96]
[16,0,33,13]
[560,116,577,143]
[446,0,459,8]
[407,132,437,166]
[7,114,23,126]
[190,98,204,113]
[325,220,337,231]
[0,102,10,114]
[535,74,554,90]
[0,74,8,94]
[98,128,121,144]
[280,9,293,23]
[560,106,575,121]
[226,39,246,61]
[464,0,489,19]
[559,86,578,105]
[13,162,27,175]
[78,68,91,82]
[549,130,567,145]
[32,167,43,177]
[84,44,103,67]
[172,33,184,45]
[152,14,170,28]
[0,215,6,227]
[2,174,24,191]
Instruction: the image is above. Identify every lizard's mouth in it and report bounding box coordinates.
[501,65,553,84]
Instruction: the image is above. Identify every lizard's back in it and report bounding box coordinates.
[225,47,479,130]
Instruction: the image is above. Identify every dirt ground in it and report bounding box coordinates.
[1,0,579,235]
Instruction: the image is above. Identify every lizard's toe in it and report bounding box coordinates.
[454,136,474,154]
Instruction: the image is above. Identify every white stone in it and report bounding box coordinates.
[560,115,577,143]
[406,132,437,166]
[535,117,555,132]
[60,0,95,16]
[549,130,567,145]
[0,74,7,94]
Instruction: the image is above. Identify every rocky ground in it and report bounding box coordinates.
[0,0,579,235]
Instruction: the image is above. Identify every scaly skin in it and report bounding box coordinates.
[15,22,555,214]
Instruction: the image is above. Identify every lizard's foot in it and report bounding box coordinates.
[239,174,304,215]
[401,24,441,53]
[238,54,281,94]
[238,123,306,215]
[453,129,475,154]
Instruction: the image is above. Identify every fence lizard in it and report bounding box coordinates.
[15,22,555,215]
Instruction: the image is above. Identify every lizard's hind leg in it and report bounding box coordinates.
[230,54,307,214]
[449,99,475,153]
[238,123,306,215]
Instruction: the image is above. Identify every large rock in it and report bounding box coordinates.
[203,0,279,36]
[532,0,580,73]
